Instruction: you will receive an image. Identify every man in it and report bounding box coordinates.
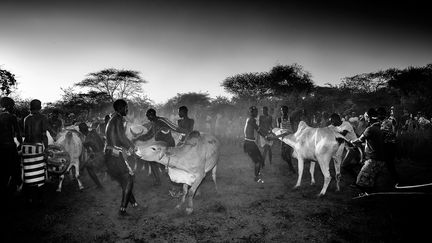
[177,106,194,146]
[377,107,399,184]
[104,99,138,215]
[135,108,187,186]
[244,106,271,183]
[0,97,22,204]
[22,99,48,206]
[276,105,296,174]
[97,114,110,138]
[47,109,63,140]
[351,108,385,195]
[78,122,105,189]
[258,106,273,165]
[329,113,359,185]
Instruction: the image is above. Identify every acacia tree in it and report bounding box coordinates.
[339,68,399,93]
[75,68,147,102]
[0,67,17,96]
[221,63,314,102]
[268,63,314,96]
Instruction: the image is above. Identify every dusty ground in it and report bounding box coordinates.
[4,141,432,242]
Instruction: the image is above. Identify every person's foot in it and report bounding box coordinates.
[119,208,128,216]
[254,177,264,183]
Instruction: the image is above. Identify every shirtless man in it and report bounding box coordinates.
[177,106,194,146]
[136,108,187,186]
[276,105,296,174]
[244,106,271,183]
[258,106,273,165]
[0,97,22,202]
[105,99,138,215]
[22,99,49,206]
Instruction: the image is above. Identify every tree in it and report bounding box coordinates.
[75,68,147,101]
[268,63,314,96]
[56,87,112,119]
[388,64,432,114]
[0,67,17,96]
[339,68,399,93]
[222,72,270,99]
[221,63,314,101]
[162,92,211,112]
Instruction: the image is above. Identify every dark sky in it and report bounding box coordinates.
[1,0,431,103]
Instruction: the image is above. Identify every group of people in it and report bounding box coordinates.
[242,105,298,183]
[242,103,401,197]
[1,97,48,207]
[1,95,199,215]
[2,93,428,214]
[104,100,196,214]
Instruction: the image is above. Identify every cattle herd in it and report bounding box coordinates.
[6,100,431,220]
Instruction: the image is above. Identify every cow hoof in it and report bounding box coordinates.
[310,181,316,186]
[185,208,193,215]
[175,204,181,210]
[317,193,325,198]
[79,186,84,191]
[292,185,300,190]
[56,188,62,193]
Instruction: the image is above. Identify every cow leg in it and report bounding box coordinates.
[129,191,138,207]
[56,174,65,192]
[176,184,189,209]
[294,158,304,189]
[333,153,343,192]
[212,165,218,192]
[309,161,316,185]
[74,166,84,190]
[317,156,332,196]
[186,176,204,215]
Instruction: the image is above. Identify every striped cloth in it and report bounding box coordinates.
[22,143,46,187]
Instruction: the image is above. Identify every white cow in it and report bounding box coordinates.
[135,131,219,214]
[54,129,85,192]
[272,121,349,196]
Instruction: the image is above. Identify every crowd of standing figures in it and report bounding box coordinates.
[1,95,431,215]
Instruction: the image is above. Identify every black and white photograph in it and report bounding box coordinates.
[1,0,431,242]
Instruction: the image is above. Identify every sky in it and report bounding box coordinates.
[1,0,431,104]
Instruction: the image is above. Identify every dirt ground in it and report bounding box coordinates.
[4,141,432,243]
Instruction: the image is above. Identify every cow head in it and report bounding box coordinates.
[135,140,168,162]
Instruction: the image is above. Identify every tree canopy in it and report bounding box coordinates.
[161,92,211,113]
[0,67,17,96]
[75,68,147,101]
[221,63,314,101]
